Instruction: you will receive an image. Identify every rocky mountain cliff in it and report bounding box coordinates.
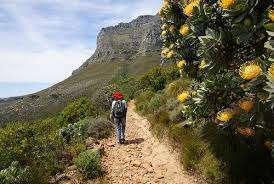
[73,15,162,74]
[0,15,162,125]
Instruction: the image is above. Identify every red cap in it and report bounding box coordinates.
[113,91,123,100]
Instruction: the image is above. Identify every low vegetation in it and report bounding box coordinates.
[73,149,102,179]
[0,97,111,183]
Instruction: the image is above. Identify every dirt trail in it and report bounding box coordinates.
[101,102,198,184]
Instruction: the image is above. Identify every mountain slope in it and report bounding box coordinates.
[0,15,162,126]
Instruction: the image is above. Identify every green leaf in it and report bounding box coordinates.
[232,13,247,24]
[264,23,274,32]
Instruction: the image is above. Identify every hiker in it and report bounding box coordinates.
[111,91,127,144]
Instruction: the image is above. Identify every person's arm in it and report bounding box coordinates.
[123,100,128,113]
[110,101,115,118]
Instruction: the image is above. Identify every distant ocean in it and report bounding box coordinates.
[0,82,52,98]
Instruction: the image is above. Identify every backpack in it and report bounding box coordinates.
[113,100,126,118]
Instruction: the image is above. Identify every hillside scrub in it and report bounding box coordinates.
[151,0,274,183]
[0,118,64,183]
[93,64,181,113]
[58,97,98,127]
[138,65,180,92]
[73,149,102,179]
[0,97,109,183]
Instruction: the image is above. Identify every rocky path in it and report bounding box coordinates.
[101,102,198,184]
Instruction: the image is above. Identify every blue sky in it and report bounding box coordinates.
[0,0,162,83]
[0,82,52,98]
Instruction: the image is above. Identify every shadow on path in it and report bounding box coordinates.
[124,138,144,145]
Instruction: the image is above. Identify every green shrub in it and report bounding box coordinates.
[170,125,226,183]
[58,97,97,126]
[166,98,179,111]
[86,117,113,139]
[147,92,167,113]
[165,78,191,97]
[0,119,62,169]
[60,116,112,143]
[66,140,86,158]
[0,161,30,184]
[93,84,119,112]
[151,109,170,126]
[111,75,139,100]
[73,150,102,179]
[137,65,180,92]
[0,118,63,183]
[164,65,181,81]
[198,151,225,183]
[60,118,90,143]
[149,109,170,138]
[135,90,155,114]
[168,124,184,143]
[60,123,79,143]
[169,105,185,123]
[181,130,204,169]
[139,66,167,92]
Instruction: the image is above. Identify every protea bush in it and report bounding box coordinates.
[159,0,273,182]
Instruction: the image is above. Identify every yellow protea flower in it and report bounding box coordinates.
[161,48,170,57]
[169,25,176,32]
[166,50,175,59]
[238,98,254,112]
[199,59,207,70]
[219,0,236,9]
[268,62,274,80]
[179,24,190,36]
[269,9,274,22]
[239,61,262,80]
[177,91,190,103]
[161,30,167,37]
[177,60,186,69]
[216,108,234,122]
[184,3,195,16]
[183,0,200,16]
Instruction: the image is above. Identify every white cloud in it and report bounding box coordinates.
[0,0,162,83]
[0,44,93,82]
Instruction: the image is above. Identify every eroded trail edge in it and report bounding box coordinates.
[101,101,198,184]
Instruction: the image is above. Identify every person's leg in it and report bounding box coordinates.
[121,117,126,141]
[114,118,122,143]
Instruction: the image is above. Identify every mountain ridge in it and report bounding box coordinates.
[73,15,162,74]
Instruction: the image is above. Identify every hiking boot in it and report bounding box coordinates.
[118,138,125,144]
[121,138,125,143]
